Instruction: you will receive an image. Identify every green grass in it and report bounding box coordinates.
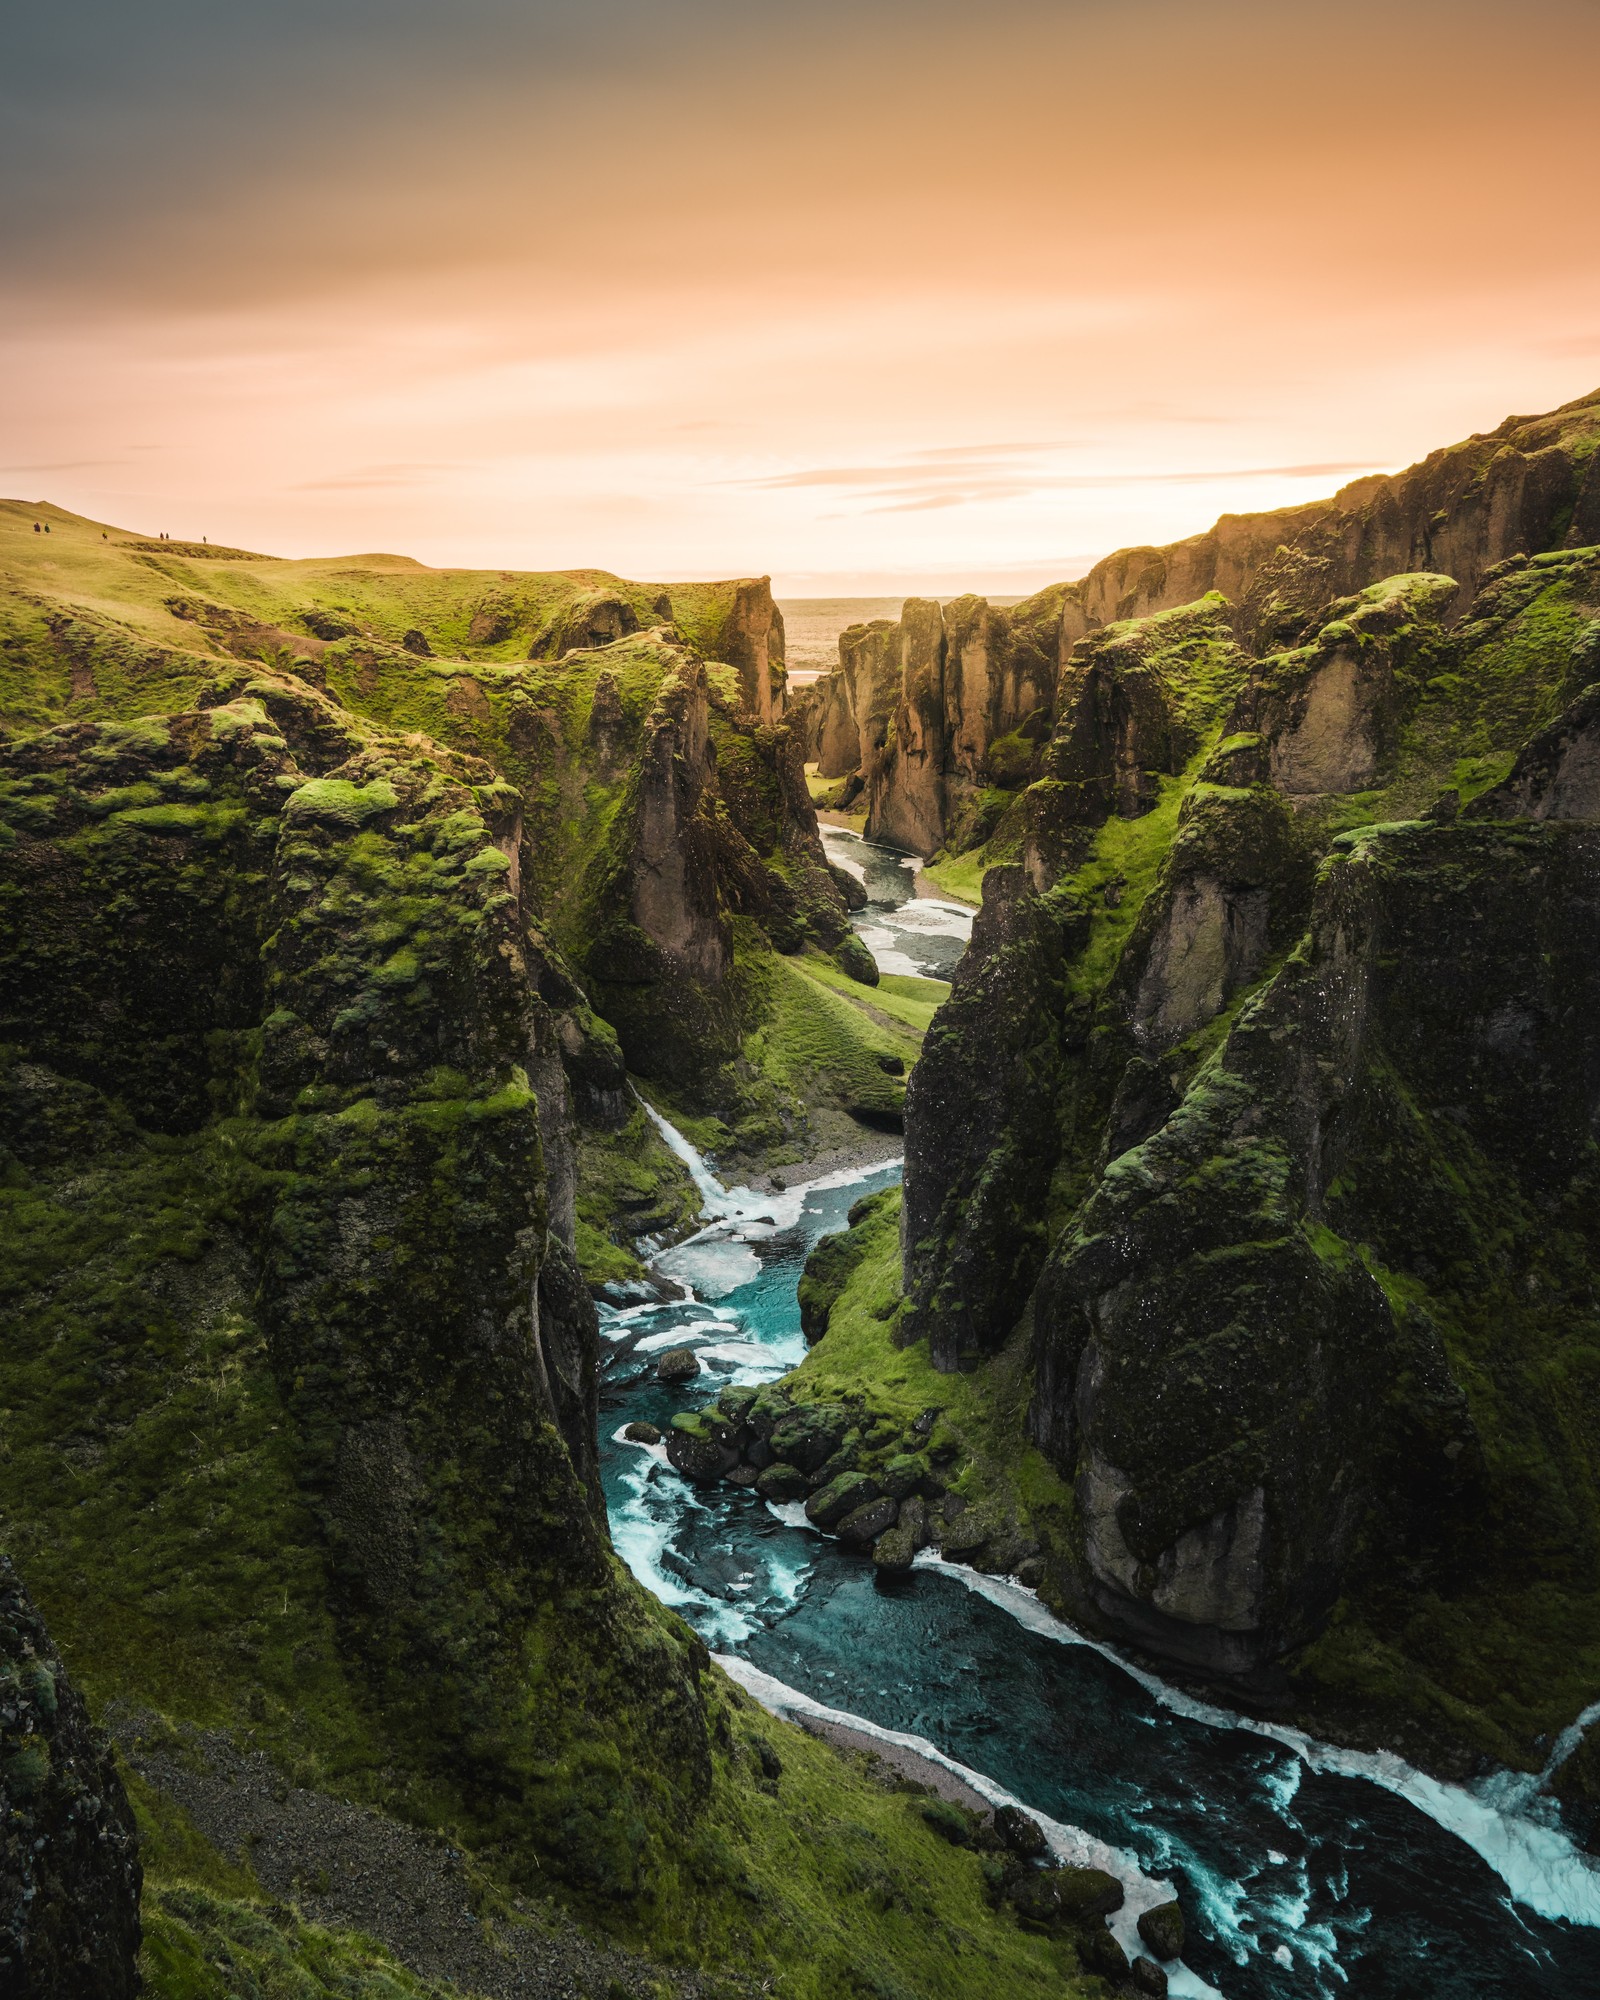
[789,1193,1075,1540]
[920,851,987,906]
[790,953,950,1033]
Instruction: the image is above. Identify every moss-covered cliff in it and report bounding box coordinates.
[802,388,1600,860]
[817,533,1600,1800]
[0,516,1095,1997]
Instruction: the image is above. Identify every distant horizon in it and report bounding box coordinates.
[5,3,1599,586]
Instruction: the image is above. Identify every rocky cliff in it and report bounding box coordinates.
[0,512,1085,2000]
[804,389,1600,857]
[1,1557,141,1998]
[879,530,1600,1779]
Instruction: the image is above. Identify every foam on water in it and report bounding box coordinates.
[717,1652,1224,1998]
[916,1554,1600,1929]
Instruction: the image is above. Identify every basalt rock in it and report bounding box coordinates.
[0,1556,141,1999]
[1137,1899,1185,1961]
[804,392,1600,859]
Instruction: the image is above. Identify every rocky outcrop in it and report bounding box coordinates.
[1034,816,1600,1677]
[668,577,788,723]
[0,670,714,1894]
[0,1556,141,1999]
[809,590,1065,856]
[804,391,1600,855]
[1072,389,1600,643]
[893,525,1600,1756]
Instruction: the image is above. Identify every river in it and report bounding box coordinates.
[597,832,1600,1997]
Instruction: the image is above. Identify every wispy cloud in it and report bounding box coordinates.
[741,451,1388,515]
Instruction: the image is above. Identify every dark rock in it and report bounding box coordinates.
[665,1413,741,1485]
[911,1407,941,1436]
[1132,1957,1169,1996]
[400,626,432,656]
[654,1345,700,1383]
[993,1805,1048,1858]
[1009,1864,1125,1930]
[1014,1555,1046,1589]
[1137,1899,1185,1961]
[837,1495,899,1545]
[875,1052,905,1076]
[872,1494,927,1573]
[879,1452,929,1500]
[622,1421,661,1445]
[754,1463,810,1504]
[1075,1927,1129,1981]
[0,1555,141,1998]
[806,1471,880,1530]
[768,1404,850,1474]
[753,1738,783,1782]
[726,1465,761,1489]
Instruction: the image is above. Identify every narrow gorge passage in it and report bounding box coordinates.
[598,859,1600,2000]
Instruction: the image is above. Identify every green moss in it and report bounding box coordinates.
[789,953,949,1034]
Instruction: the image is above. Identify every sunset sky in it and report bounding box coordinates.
[5,0,1600,591]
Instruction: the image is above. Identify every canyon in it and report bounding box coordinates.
[6,386,1600,2000]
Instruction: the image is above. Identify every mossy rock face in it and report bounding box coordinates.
[0,675,714,1907]
[0,1554,142,1998]
[1137,1899,1185,1960]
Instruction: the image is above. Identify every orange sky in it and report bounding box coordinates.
[4,0,1599,590]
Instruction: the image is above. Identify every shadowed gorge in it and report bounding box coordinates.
[7,393,1600,2000]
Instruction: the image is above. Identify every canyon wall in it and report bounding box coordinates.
[891,533,1600,1765]
[805,389,1600,856]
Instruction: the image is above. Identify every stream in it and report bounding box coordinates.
[597,832,1600,1997]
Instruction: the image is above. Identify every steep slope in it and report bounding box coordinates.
[802,535,1600,1793]
[803,388,1600,858]
[0,503,900,1207]
[1,1556,141,1997]
[0,543,1091,1996]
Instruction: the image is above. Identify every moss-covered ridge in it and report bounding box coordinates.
[0,666,1106,1998]
[858,545,1600,1788]
[0,670,716,1893]
[0,497,785,735]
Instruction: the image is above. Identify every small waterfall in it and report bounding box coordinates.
[637,1095,732,1212]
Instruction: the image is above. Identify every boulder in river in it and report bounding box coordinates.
[1132,1958,1169,1996]
[1137,1899,1185,1960]
[806,1470,880,1530]
[837,1495,899,1545]
[666,1412,742,1484]
[755,1464,810,1503]
[623,1420,662,1444]
[655,1345,700,1383]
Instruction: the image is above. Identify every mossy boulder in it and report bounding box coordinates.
[1008,1864,1125,1930]
[805,1471,880,1530]
[666,1412,742,1486]
[768,1404,850,1475]
[837,1496,899,1546]
[1137,1899,1185,1960]
[993,1805,1048,1859]
[655,1345,701,1383]
[754,1464,810,1504]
